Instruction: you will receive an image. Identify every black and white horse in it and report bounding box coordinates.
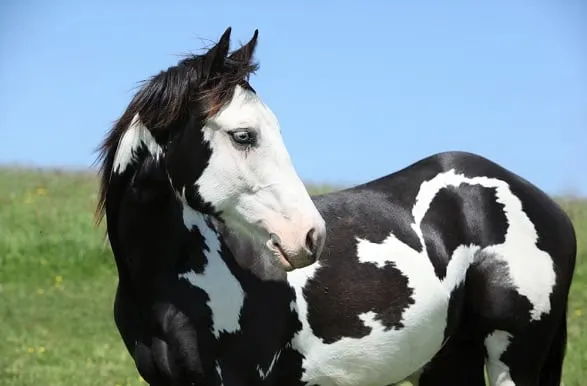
[96,28,577,386]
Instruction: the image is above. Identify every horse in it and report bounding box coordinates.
[96,27,577,386]
[95,26,326,384]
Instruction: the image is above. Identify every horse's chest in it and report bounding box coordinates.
[286,234,452,386]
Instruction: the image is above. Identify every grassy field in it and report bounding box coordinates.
[0,168,585,385]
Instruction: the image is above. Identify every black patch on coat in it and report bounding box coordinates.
[442,281,466,341]
[313,189,422,253]
[418,307,487,386]
[213,270,299,386]
[164,114,221,217]
[466,252,533,332]
[420,183,508,279]
[129,147,169,203]
[270,346,307,386]
[303,258,415,344]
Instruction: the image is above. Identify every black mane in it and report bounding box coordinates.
[95,27,259,223]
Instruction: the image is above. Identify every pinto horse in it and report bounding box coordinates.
[96,27,576,386]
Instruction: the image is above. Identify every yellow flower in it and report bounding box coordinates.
[575,308,583,317]
[26,347,35,353]
[37,288,45,295]
[35,187,47,196]
[55,275,63,285]
[37,346,46,353]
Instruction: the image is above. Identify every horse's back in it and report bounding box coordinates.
[315,150,575,281]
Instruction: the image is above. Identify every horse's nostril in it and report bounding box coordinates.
[305,228,316,255]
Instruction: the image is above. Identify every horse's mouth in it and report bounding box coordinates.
[267,234,294,271]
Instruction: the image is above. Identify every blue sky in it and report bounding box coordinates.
[1,1,585,195]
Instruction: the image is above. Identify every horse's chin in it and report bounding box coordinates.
[210,216,290,279]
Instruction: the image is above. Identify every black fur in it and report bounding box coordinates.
[420,184,508,279]
[304,259,415,343]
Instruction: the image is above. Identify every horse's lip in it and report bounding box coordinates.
[267,234,294,271]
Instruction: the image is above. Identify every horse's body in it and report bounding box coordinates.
[98,28,576,386]
[284,150,576,386]
[111,150,576,386]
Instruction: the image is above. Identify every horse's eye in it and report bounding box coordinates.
[230,129,256,147]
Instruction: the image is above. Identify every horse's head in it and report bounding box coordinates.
[98,27,325,271]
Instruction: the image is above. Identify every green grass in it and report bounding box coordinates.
[0,168,585,385]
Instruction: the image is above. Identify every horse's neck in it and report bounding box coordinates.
[107,150,297,377]
[180,206,299,377]
[178,205,248,339]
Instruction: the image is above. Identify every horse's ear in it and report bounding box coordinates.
[202,26,232,75]
[228,29,258,64]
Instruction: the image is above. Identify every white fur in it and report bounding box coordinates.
[112,114,162,173]
[285,169,555,385]
[485,330,515,386]
[178,205,245,338]
[194,85,326,263]
[287,234,450,385]
[443,244,480,292]
[415,170,556,320]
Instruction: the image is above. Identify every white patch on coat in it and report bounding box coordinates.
[287,234,450,385]
[485,330,515,386]
[443,244,480,291]
[112,114,162,173]
[413,169,555,320]
[178,205,245,338]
